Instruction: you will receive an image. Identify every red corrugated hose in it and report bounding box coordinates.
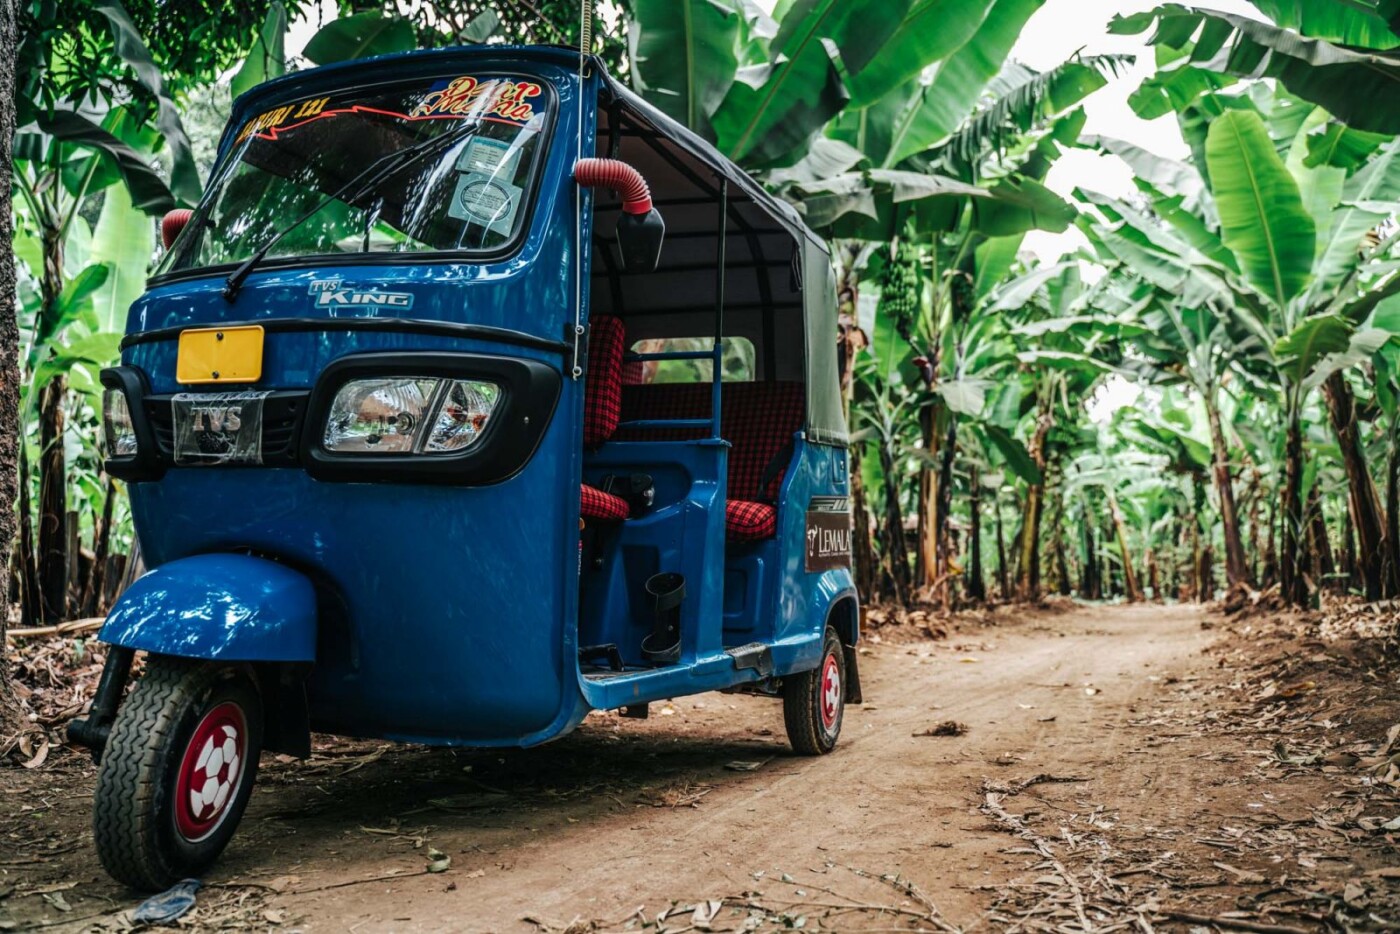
[573,158,653,215]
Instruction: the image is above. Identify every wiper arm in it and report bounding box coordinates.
[222,121,480,303]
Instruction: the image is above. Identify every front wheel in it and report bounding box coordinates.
[93,657,263,890]
[783,627,845,755]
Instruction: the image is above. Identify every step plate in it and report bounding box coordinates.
[725,642,774,678]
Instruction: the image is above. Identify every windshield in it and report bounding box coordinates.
[159,73,552,274]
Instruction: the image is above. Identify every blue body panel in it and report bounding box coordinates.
[101,554,317,662]
[108,46,856,749]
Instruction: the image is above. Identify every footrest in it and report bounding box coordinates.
[725,642,773,677]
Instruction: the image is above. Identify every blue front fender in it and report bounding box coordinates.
[100,554,317,662]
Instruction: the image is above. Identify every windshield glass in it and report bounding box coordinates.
[159,73,552,274]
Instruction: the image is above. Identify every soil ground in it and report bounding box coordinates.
[6,601,1400,932]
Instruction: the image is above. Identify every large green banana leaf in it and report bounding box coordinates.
[89,184,153,335]
[1247,0,1400,48]
[844,0,994,109]
[1204,109,1315,308]
[712,0,906,165]
[629,0,745,138]
[1115,5,1400,133]
[94,0,200,205]
[1272,313,1355,385]
[1307,138,1400,302]
[27,110,175,215]
[771,0,907,78]
[880,0,1044,168]
[303,11,415,65]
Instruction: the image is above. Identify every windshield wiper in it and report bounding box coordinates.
[222,121,480,303]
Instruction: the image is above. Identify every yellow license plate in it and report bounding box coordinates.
[176,325,264,385]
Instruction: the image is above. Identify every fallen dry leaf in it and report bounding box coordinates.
[915,721,968,737]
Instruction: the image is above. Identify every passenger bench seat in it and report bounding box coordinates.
[617,382,805,541]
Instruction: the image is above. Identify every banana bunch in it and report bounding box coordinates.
[878,248,921,342]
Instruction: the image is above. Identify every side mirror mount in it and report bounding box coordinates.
[161,209,194,250]
[615,208,665,274]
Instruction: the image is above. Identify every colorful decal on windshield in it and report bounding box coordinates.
[234,76,542,145]
[411,76,542,122]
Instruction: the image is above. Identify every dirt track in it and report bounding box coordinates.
[7,601,1400,931]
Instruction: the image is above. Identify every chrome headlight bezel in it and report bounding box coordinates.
[99,366,166,482]
[301,351,561,486]
[320,376,502,455]
[103,386,140,457]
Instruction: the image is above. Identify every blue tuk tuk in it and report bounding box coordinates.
[69,44,860,889]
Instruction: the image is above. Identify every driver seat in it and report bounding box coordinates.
[580,316,630,521]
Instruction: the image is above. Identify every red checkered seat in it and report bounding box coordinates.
[580,316,629,522]
[617,382,804,541]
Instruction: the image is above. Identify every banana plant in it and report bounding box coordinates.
[1076,75,1400,605]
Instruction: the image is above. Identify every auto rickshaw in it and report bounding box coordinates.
[69,43,860,890]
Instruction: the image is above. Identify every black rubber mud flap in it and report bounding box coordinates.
[842,644,863,705]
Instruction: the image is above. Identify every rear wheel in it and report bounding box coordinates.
[93,657,263,890]
[783,627,845,755]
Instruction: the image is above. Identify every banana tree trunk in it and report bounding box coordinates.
[34,218,69,623]
[1189,513,1201,602]
[82,476,116,617]
[1343,506,1359,591]
[1280,409,1308,607]
[1387,434,1400,596]
[850,446,877,599]
[967,465,985,602]
[36,374,67,621]
[934,416,957,607]
[1108,491,1142,603]
[1306,483,1336,590]
[1146,548,1161,601]
[1263,477,1279,587]
[16,441,36,626]
[1049,493,1070,596]
[916,405,938,591]
[1015,413,1053,602]
[877,441,912,606]
[1081,518,1097,598]
[1205,393,1250,587]
[0,0,20,732]
[1323,372,1390,599]
[1197,543,1215,601]
[994,499,1009,600]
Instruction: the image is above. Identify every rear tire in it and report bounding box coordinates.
[93,657,263,890]
[783,627,845,755]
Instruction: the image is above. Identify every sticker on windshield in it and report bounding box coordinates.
[455,136,521,178]
[448,174,521,235]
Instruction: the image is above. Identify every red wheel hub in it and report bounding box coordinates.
[820,653,841,731]
[174,701,247,843]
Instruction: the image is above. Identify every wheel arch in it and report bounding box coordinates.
[824,593,862,705]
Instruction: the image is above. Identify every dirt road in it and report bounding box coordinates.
[6,601,1400,931]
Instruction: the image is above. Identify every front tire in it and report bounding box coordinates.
[93,657,263,890]
[783,627,845,755]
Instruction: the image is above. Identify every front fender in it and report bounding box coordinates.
[100,554,317,662]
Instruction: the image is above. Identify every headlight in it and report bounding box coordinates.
[322,377,500,454]
[102,388,138,456]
